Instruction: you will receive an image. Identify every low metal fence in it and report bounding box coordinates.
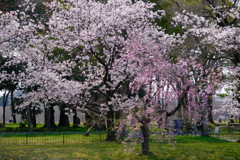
[210,133,240,142]
[0,132,239,145]
[178,133,240,142]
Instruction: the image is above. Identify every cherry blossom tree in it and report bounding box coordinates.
[215,66,240,119]
[0,0,39,127]
[0,0,233,155]
[1,0,68,130]
[168,0,240,123]
[172,2,240,119]
[117,33,222,154]
[31,0,168,141]
[0,53,26,126]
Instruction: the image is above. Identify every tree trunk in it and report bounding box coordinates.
[3,102,6,127]
[2,90,10,127]
[50,105,56,128]
[72,108,79,127]
[46,106,51,132]
[141,123,150,155]
[31,106,37,127]
[200,105,208,136]
[207,95,215,124]
[58,108,69,127]
[44,105,56,129]
[10,89,16,123]
[105,110,116,141]
[27,105,33,133]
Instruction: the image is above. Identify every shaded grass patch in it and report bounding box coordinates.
[174,135,231,143]
[0,123,89,133]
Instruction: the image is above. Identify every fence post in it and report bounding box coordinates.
[99,132,101,142]
[228,122,230,133]
[26,134,28,145]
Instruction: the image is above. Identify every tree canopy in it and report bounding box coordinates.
[0,0,239,155]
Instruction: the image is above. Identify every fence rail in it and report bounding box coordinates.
[0,132,239,145]
[179,133,240,142]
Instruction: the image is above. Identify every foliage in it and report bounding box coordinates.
[172,0,240,117]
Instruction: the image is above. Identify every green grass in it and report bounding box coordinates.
[0,123,89,133]
[1,123,239,159]
[174,135,232,143]
[0,140,239,160]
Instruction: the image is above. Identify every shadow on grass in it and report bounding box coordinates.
[1,123,89,133]
[174,136,231,143]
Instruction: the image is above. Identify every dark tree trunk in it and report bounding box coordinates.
[207,95,215,124]
[200,102,208,136]
[3,103,5,127]
[58,109,70,127]
[44,107,47,128]
[10,89,16,123]
[27,105,33,133]
[105,110,116,141]
[141,123,150,155]
[50,105,56,128]
[31,107,37,127]
[46,107,51,132]
[2,90,10,127]
[72,108,79,128]
[44,105,56,130]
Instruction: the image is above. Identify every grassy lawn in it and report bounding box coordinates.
[0,137,239,160]
[1,123,239,159]
[0,123,89,133]
[1,123,239,134]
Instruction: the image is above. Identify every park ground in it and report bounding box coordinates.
[0,136,239,160]
[0,123,239,160]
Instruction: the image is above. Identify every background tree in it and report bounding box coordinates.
[0,0,57,129]
[0,52,26,126]
[172,0,240,118]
